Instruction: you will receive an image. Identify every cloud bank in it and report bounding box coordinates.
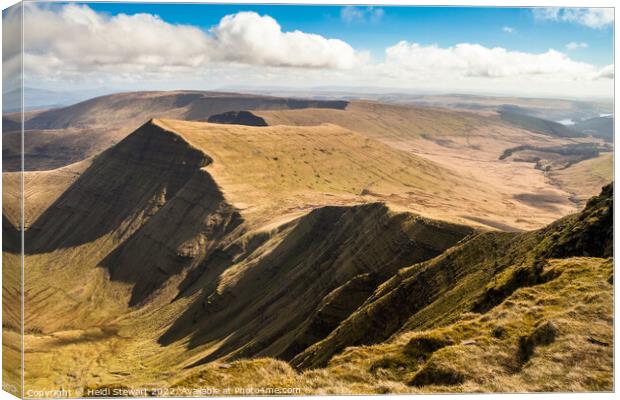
[383,42,611,81]
[3,4,613,98]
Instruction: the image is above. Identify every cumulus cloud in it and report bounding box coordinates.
[211,12,365,69]
[502,26,515,33]
[382,41,611,81]
[566,41,588,50]
[534,8,613,29]
[17,3,364,83]
[341,6,384,24]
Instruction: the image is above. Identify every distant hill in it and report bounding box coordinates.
[498,109,583,138]
[2,87,112,112]
[573,116,614,141]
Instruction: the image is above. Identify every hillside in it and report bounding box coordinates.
[257,102,610,228]
[4,92,610,233]
[7,119,477,390]
[549,153,613,206]
[2,113,613,394]
[175,183,614,393]
[498,110,582,138]
[2,91,347,171]
[573,116,614,141]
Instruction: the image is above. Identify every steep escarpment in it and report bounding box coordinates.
[25,120,211,253]
[293,183,613,370]
[20,120,249,332]
[101,169,243,306]
[159,203,474,365]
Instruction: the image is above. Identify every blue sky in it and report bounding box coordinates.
[84,4,613,67]
[7,3,614,98]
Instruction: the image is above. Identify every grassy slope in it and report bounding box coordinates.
[550,153,613,206]
[172,257,612,393]
[7,115,612,394]
[5,91,346,171]
[293,182,612,369]
[158,119,563,231]
[3,159,91,228]
[257,101,490,142]
[13,120,475,392]
[172,184,613,393]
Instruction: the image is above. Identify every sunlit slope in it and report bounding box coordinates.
[12,116,613,394]
[256,101,606,229]
[293,183,613,369]
[550,153,613,206]
[158,119,558,231]
[174,257,612,394]
[257,101,490,142]
[3,159,91,229]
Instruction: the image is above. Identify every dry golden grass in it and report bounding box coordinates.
[257,101,490,142]
[258,101,612,229]
[3,159,91,228]
[173,257,613,394]
[156,119,573,231]
[550,153,613,206]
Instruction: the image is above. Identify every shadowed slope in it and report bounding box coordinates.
[25,120,211,253]
[292,183,613,370]
[171,184,612,394]
[159,203,473,365]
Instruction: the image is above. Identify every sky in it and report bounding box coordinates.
[2,3,615,98]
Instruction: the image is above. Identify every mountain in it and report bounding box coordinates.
[1,113,613,393]
[2,91,347,171]
[3,91,610,234]
[175,183,614,393]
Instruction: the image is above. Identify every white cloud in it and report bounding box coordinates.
[211,12,365,69]
[382,41,611,81]
[502,26,515,33]
[341,6,384,24]
[18,3,364,82]
[566,41,588,50]
[534,8,613,29]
